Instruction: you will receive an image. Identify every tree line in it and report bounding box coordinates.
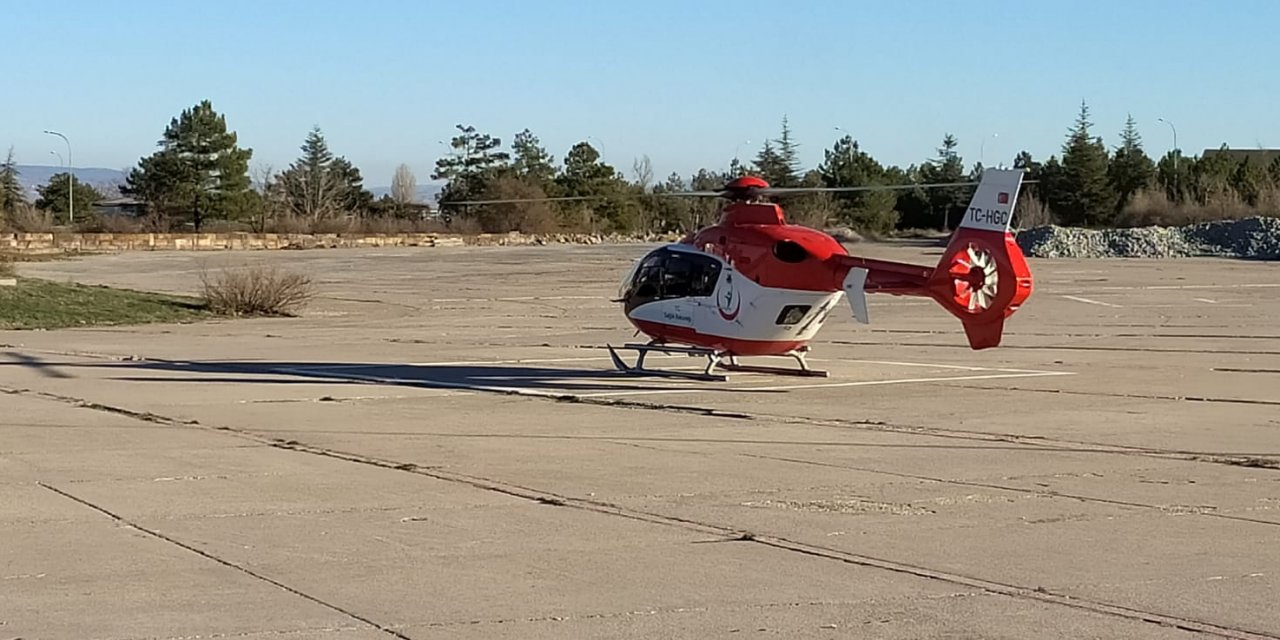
[3,99,1277,234]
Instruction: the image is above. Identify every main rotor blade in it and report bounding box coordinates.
[437,179,1035,206]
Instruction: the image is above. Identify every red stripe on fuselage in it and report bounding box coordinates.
[630,319,806,356]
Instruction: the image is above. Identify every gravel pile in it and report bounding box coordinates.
[1016,216,1280,260]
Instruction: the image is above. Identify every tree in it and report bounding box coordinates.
[555,141,632,231]
[752,117,802,187]
[1054,100,1114,226]
[122,99,253,230]
[0,147,26,215]
[433,124,511,214]
[1107,114,1155,214]
[919,134,967,228]
[273,126,372,221]
[391,163,417,207]
[816,135,898,233]
[510,128,556,186]
[35,173,104,220]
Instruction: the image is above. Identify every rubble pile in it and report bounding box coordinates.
[1016,217,1280,260]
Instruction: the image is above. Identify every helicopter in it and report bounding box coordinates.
[446,167,1033,381]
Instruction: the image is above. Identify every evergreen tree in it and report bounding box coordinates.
[1107,114,1155,214]
[510,128,556,186]
[122,99,253,230]
[433,124,510,212]
[35,173,104,220]
[919,134,967,228]
[274,126,372,220]
[817,135,897,233]
[751,117,802,187]
[0,147,27,214]
[555,141,631,231]
[1054,100,1114,225]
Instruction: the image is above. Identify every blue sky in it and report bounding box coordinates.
[6,0,1277,187]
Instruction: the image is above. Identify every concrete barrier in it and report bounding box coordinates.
[0,231,678,255]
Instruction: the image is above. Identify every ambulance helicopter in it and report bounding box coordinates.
[446,168,1033,381]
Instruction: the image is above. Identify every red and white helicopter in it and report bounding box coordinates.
[451,168,1034,381]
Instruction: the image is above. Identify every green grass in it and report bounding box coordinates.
[0,278,212,330]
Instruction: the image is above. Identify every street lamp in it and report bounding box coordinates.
[732,139,751,168]
[43,130,72,224]
[1157,117,1178,197]
[980,132,999,167]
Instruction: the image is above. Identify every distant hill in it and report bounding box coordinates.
[12,165,127,198]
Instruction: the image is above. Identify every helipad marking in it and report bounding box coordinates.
[1062,295,1122,308]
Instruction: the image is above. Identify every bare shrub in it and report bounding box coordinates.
[4,203,55,232]
[200,264,315,317]
[1119,188,1264,228]
[1014,192,1054,229]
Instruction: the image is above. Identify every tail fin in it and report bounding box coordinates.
[925,168,1033,349]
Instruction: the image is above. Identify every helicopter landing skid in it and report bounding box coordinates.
[605,343,829,382]
[718,349,830,378]
[606,343,729,382]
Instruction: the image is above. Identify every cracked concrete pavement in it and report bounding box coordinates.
[3,242,1279,639]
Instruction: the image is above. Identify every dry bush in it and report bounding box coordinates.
[3,203,55,232]
[0,253,15,278]
[200,264,315,317]
[1118,188,1267,227]
[1014,192,1054,229]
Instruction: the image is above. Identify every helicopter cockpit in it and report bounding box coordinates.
[617,245,724,313]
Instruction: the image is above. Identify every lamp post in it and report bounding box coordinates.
[732,139,751,171]
[43,130,72,224]
[1157,117,1178,197]
[980,132,999,167]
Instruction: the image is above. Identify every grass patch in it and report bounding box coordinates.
[0,279,211,330]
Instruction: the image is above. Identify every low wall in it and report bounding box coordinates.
[0,231,678,255]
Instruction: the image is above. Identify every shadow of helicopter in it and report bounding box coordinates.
[70,357,788,395]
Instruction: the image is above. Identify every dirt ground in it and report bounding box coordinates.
[3,241,1279,639]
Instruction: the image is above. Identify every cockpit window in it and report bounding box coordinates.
[621,247,723,311]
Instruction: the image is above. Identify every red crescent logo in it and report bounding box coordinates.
[718,274,741,321]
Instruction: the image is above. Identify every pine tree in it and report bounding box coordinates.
[816,135,898,233]
[273,126,371,220]
[0,147,27,214]
[920,134,967,228]
[433,124,511,211]
[751,117,802,187]
[1107,114,1155,215]
[510,128,556,185]
[36,173,104,219]
[1055,100,1114,226]
[123,100,253,230]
